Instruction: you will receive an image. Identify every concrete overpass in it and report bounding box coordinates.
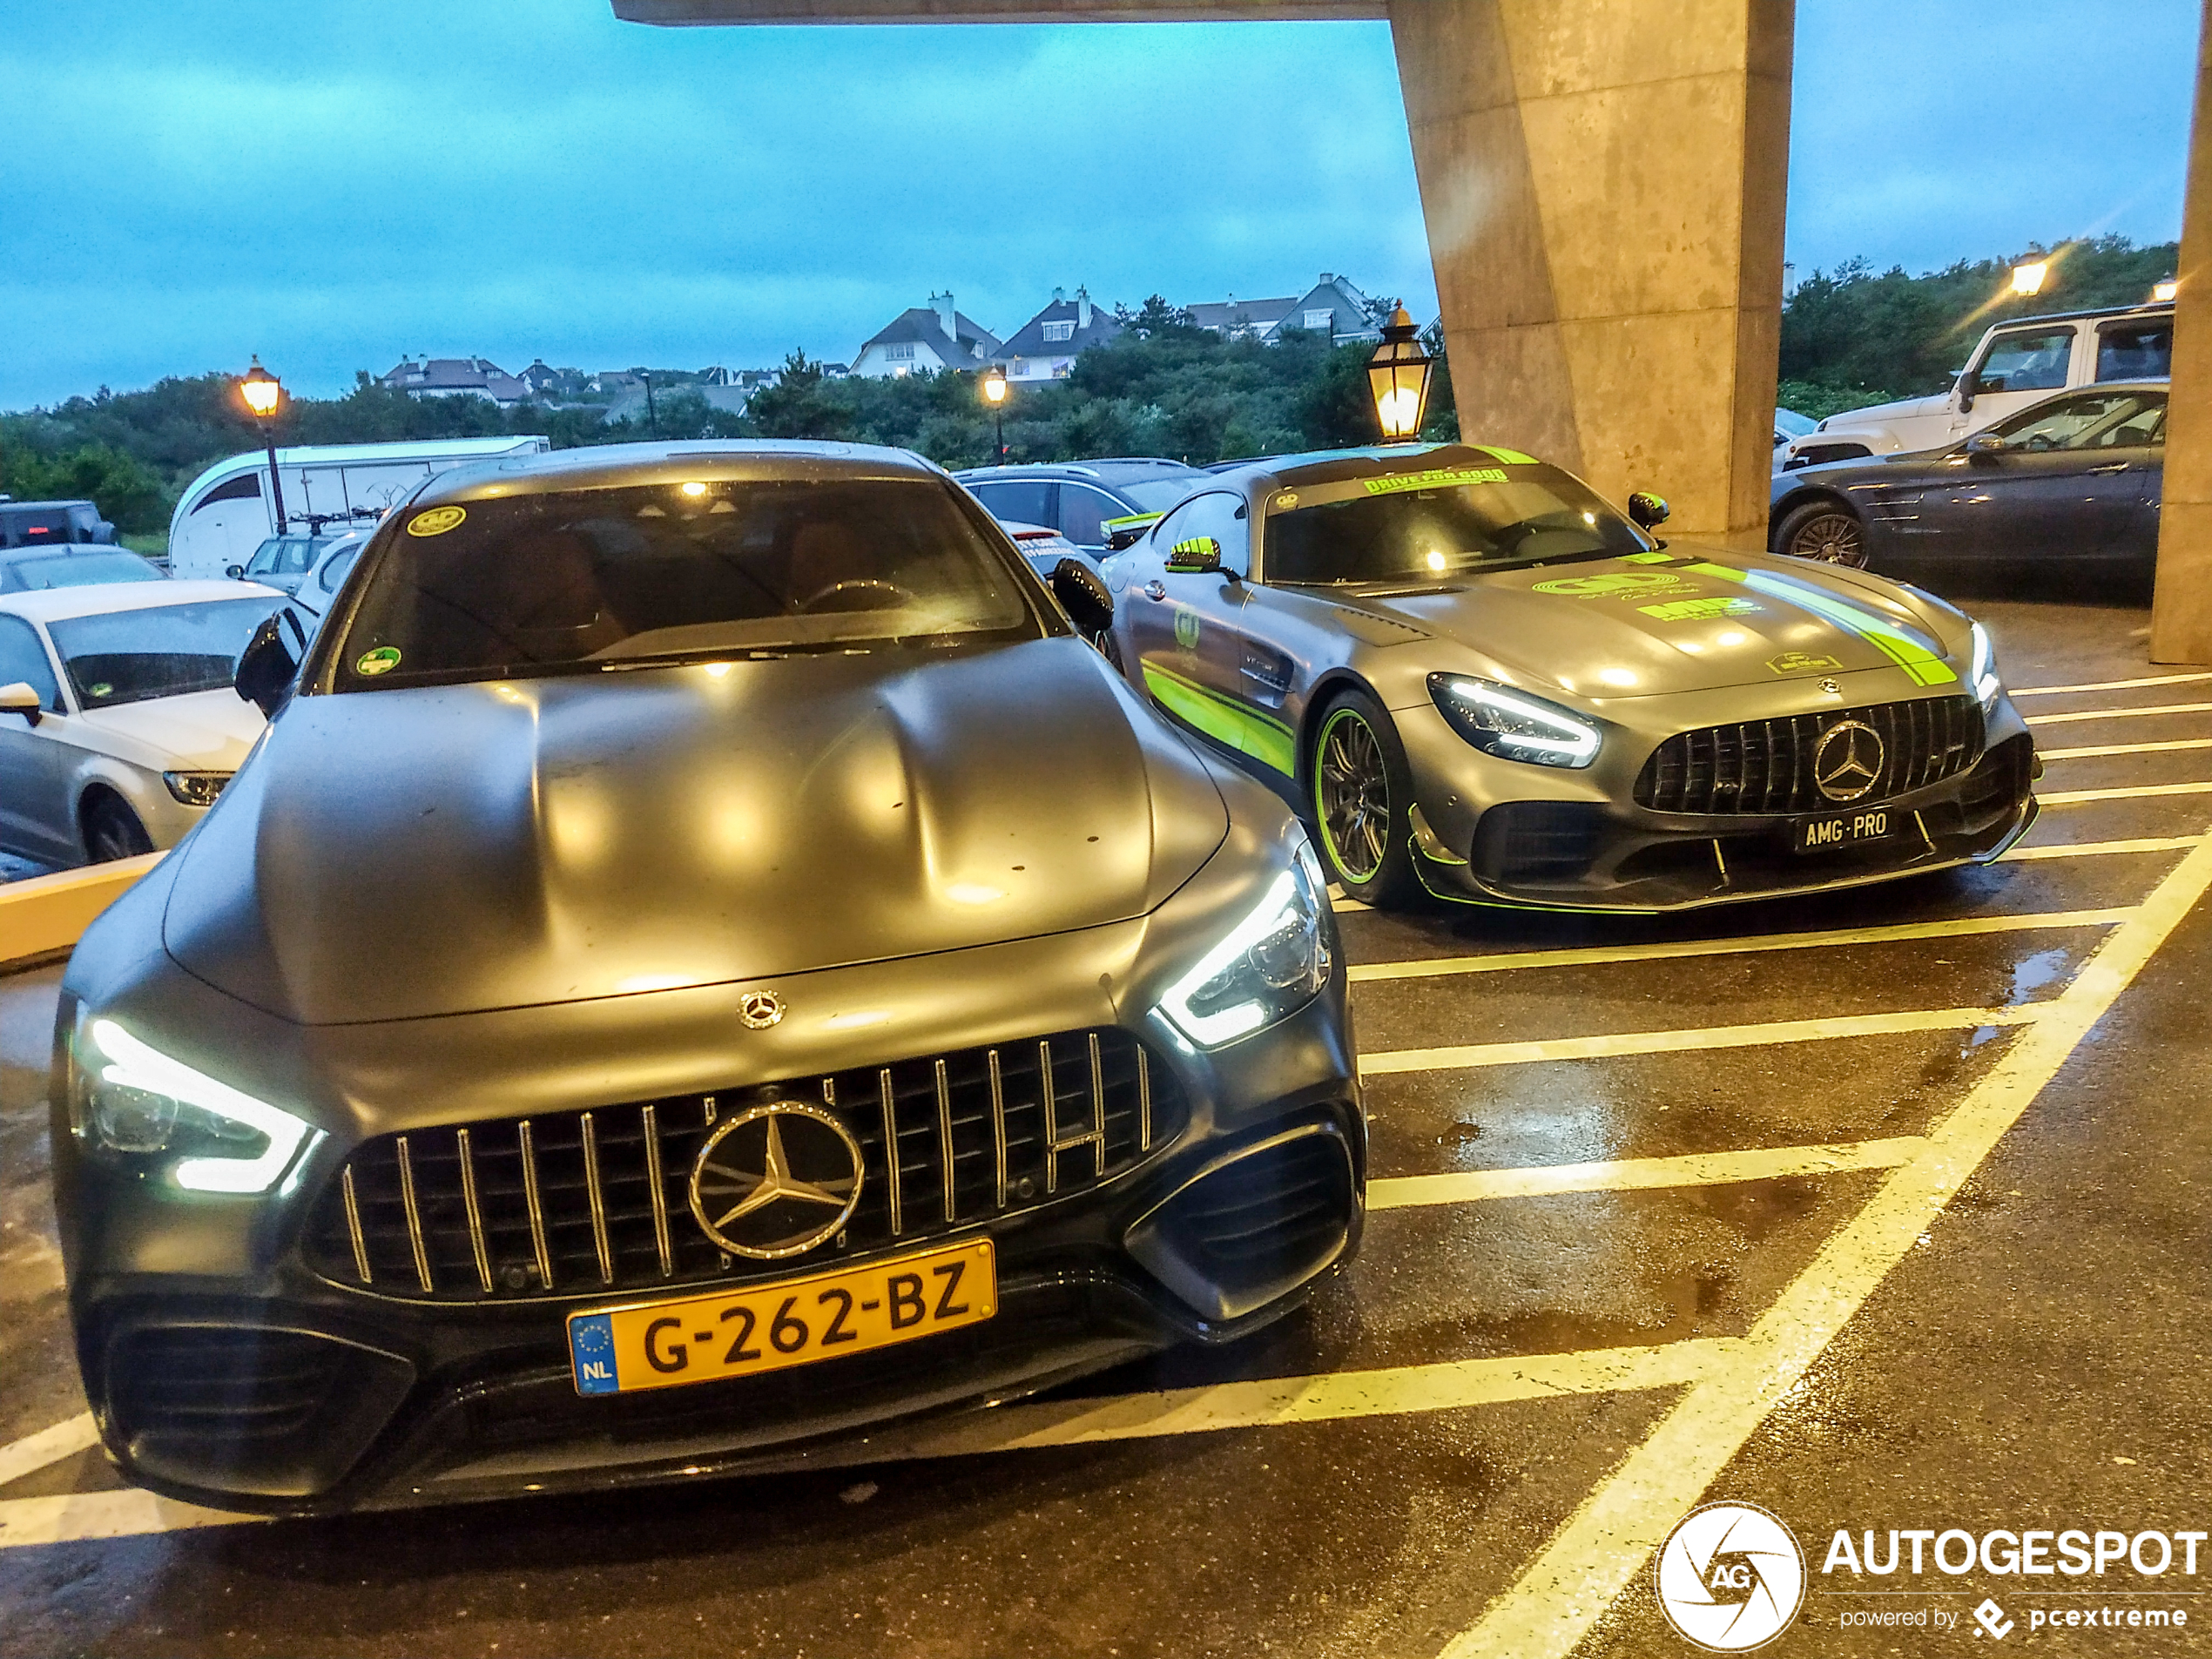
[615,0,2212,663]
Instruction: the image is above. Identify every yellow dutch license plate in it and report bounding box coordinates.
[567,1238,995,1396]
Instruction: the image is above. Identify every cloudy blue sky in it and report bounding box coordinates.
[1,1,2198,408]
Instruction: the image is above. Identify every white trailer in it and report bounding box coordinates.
[165,436,551,579]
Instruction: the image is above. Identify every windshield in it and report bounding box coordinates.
[333,477,1040,690]
[1116,478,1201,513]
[1264,462,1647,584]
[245,536,324,576]
[49,597,280,710]
[1,509,84,549]
[10,551,161,590]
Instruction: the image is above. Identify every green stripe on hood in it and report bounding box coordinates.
[1682,561,1958,687]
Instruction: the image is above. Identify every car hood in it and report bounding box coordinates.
[1329,546,1961,698]
[163,639,1228,1026]
[1815,391,1950,434]
[74,687,266,768]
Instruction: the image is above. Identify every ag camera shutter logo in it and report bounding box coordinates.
[1656,1502,1806,1651]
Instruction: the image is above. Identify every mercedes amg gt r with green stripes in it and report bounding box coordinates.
[1100,443,2039,912]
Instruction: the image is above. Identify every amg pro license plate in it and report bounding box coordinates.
[567,1238,996,1396]
[1793,806,1900,854]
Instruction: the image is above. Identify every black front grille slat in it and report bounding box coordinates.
[308,1027,1186,1303]
[1634,696,1984,815]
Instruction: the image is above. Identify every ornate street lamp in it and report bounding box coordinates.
[2010,260,2048,298]
[981,366,1008,461]
[237,357,289,534]
[1367,308,1434,443]
[2154,279,2179,303]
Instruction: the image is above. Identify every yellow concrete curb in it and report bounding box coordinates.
[0,853,163,971]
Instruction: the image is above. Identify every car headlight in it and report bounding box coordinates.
[1427,673,1601,769]
[1155,840,1333,1049]
[1969,621,2002,711]
[163,771,233,807]
[70,1015,317,1193]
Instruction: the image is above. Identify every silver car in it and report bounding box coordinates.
[1102,444,2038,912]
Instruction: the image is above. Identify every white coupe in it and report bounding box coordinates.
[0,581,280,865]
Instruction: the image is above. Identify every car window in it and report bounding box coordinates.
[0,615,61,711]
[319,546,364,593]
[1116,477,1204,513]
[9,552,162,590]
[1990,390,2166,451]
[968,480,1054,526]
[1975,328,2075,394]
[1263,462,1645,584]
[1057,485,1123,549]
[0,509,81,550]
[2096,320,2172,382]
[246,536,319,576]
[1150,492,1251,576]
[47,596,280,711]
[334,478,1042,691]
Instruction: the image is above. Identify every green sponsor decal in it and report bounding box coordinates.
[1475,445,1539,465]
[1639,596,1762,622]
[1359,465,1509,496]
[1622,551,1677,565]
[355,645,402,676]
[1103,510,1163,531]
[1173,606,1202,650]
[1142,661,1295,776]
[1686,560,1958,687]
[1533,570,1687,598]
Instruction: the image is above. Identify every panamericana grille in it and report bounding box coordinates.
[306,1028,1184,1302]
[1633,696,1984,816]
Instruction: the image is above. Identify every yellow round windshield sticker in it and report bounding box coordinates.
[407,505,466,537]
[356,646,401,677]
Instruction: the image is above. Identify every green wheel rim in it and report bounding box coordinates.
[1314,707,1390,882]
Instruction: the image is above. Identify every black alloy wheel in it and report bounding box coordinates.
[1309,689,1420,908]
[1776,500,1869,568]
[83,794,154,862]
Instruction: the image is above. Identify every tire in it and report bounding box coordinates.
[1306,689,1421,909]
[82,793,153,863]
[1774,499,1869,568]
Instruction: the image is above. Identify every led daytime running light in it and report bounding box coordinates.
[1158,870,1300,1046]
[1432,675,1601,767]
[89,1020,314,1193]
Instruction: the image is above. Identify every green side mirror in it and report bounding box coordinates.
[1165,536,1223,575]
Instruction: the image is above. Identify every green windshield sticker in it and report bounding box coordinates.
[1689,560,1958,687]
[1475,445,1540,465]
[1639,597,1762,622]
[355,645,402,677]
[1359,465,1508,496]
[1141,661,1294,776]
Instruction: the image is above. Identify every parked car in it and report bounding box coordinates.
[55,442,1360,1514]
[0,581,277,865]
[0,498,117,549]
[1773,408,1816,455]
[997,519,1090,578]
[955,458,1206,556]
[0,545,165,593]
[1769,381,2166,578]
[1103,442,2036,912]
[1777,302,2171,470]
[230,530,355,594]
[274,530,372,637]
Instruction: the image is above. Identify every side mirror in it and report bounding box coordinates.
[1049,558,1115,636]
[1955,371,1977,415]
[1103,516,1157,553]
[1164,536,1224,575]
[225,563,245,580]
[233,614,300,719]
[1964,431,2009,460]
[97,523,118,544]
[1627,491,1670,530]
[0,681,42,725]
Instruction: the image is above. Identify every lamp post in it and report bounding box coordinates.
[238,357,288,533]
[981,366,1008,461]
[2010,260,2049,298]
[2155,278,2180,303]
[1367,307,1435,443]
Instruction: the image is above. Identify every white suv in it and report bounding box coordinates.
[1778,302,2173,469]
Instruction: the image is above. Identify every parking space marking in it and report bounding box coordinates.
[1359,1005,2042,1076]
[2013,671,2212,696]
[1348,909,2130,983]
[2040,780,2212,805]
[1437,832,2212,1659]
[2004,833,2204,860]
[2040,737,2212,760]
[1368,1137,1924,1210]
[2027,700,2212,725]
[0,1414,97,1488]
[0,1488,260,1549]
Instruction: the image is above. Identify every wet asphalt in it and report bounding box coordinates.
[2,596,2209,1656]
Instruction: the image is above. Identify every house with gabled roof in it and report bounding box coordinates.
[995,286,1122,383]
[852,293,1002,379]
[1188,293,1299,343]
[379,356,532,406]
[1282,273,1386,345]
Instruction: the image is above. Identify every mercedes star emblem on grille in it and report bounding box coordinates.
[1819,677,1843,697]
[1813,718,1885,803]
[738,990,785,1029]
[688,1103,864,1259]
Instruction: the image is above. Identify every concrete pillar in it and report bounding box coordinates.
[2151,0,2212,665]
[1387,0,1793,543]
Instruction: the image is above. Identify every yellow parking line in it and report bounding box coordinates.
[2004,834,2204,860]
[2028,700,2212,725]
[1360,1004,2041,1076]
[2012,671,2212,696]
[2040,737,2212,760]
[1438,830,2212,1659]
[1369,1137,1925,1210]
[1348,909,2128,983]
[2039,781,2212,806]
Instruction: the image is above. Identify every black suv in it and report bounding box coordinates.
[955,459,1205,556]
[0,498,116,550]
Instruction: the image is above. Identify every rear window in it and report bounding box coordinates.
[8,551,161,590]
[334,476,1041,691]
[0,509,80,549]
[48,597,280,710]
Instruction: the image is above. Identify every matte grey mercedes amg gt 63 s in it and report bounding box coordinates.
[1103,443,2038,910]
[51,442,1361,1513]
